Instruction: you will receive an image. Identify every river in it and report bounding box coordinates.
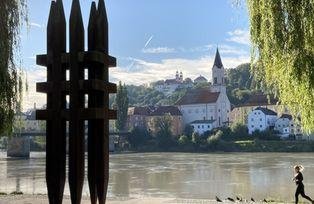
[1,152,314,201]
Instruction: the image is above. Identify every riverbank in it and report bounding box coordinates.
[0,194,290,203]
[132,140,314,153]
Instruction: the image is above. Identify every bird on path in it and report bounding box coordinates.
[216,196,222,202]
[236,196,243,202]
[251,197,255,202]
[227,197,235,202]
[263,198,268,202]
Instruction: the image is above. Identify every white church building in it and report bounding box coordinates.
[176,49,231,129]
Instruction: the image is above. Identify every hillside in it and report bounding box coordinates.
[110,63,265,108]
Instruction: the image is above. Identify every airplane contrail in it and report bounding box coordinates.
[144,35,154,48]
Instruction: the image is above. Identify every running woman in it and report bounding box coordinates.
[293,165,314,204]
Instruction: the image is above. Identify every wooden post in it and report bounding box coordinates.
[36,0,116,203]
[44,0,67,203]
[69,0,85,203]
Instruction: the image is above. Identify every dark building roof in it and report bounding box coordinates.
[176,88,220,105]
[150,106,182,116]
[240,93,278,107]
[280,114,292,120]
[254,107,277,116]
[190,120,215,124]
[128,107,151,116]
[165,79,180,84]
[213,48,223,69]
[26,110,36,120]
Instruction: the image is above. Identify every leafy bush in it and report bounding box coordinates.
[207,130,223,147]
[128,127,151,148]
[178,135,190,145]
[192,132,201,145]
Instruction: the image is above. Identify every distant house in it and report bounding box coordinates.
[147,106,183,136]
[229,93,281,125]
[152,71,192,95]
[274,114,293,138]
[127,106,184,136]
[194,75,208,84]
[247,107,277,134]
[190,120,215,135]
[127,107,152,129]
[274,114,303,139]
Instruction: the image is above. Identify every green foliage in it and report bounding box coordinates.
[225,63,264,105]
[153,115,175,148]
[115,82,129,131]
[247,0,314,130]
[183,124,194,138]
[0,0,27,135]
[251,129,281,141]
[207,130,223,147]
[178,135,190,145]
[191,132,201,145]
[128,127,151,148]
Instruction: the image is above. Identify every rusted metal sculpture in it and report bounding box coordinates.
[36,0,116,203]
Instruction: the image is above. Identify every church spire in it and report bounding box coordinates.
[213,48,223,69]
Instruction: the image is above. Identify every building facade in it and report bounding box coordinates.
[176,49,231,129]
[247,107,278,134]
[190,120,215,135]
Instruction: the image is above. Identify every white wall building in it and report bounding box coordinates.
[176,49,231,128]
[152,71,193,95]
[247,107,277,134]
[190,120,215,135]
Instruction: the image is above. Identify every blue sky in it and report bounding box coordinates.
[21,0,251,109]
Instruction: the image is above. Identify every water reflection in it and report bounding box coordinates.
[1,152,314,201]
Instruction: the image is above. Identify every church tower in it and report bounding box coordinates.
[211,48,226,93]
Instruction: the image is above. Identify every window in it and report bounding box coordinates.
[251,125,254,128]
[260,118,262,121]
[198,125,200,128]
[208,125,210,128]
[260,125,262,128]
[251,118,254,122]
[218,109,221,112]
[214,77,217,84]
[201,125,204,128]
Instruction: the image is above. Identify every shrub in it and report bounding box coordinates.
[178,135,190,145]
[192,132,201,145]
[207,130,223,147]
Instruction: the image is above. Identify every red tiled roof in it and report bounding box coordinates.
[128,107,151,116]
[240,93,278,107]
[150,106,182,116]
[176,88,220,105]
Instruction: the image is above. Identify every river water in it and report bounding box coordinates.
[1,152,314,201]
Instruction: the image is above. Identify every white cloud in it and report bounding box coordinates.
[22,66,47,111]
[22,52,250,110]
[226,29,251,45]
[142,47,176,54]
[110,54,250,86]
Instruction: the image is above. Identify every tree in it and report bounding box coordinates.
[153,115,174,148]
[247,1,314,130]
[0,1,27,134]
[128,127,151,148]
[115,81,129,131]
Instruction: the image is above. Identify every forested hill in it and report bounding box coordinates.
[110,63,264,108]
